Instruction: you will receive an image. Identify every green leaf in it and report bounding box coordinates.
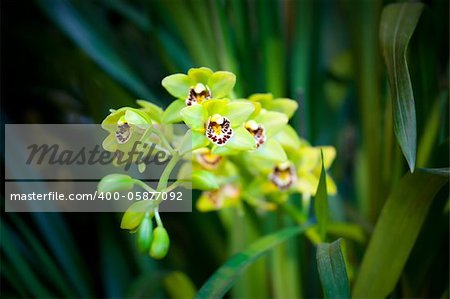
[314,150,328,240]
[163,271,197,299]
[208,71,236,98]
[326,223,366,245]
[380,2,424,172]
[98,174,135,193]
[316,239,350,299]
[8,215,75,297]
[353,170,448,298]
[196,225,312,299]
[163,99,185,124]
[192,170,220,191]
[1,221,53,298]
[162,73,193,99]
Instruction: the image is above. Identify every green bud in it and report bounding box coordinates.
[120,201,149,230]
[137,216,153,253]
[98,174,134,193]
[150,227,170,259]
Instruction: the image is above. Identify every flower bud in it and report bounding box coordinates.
[150,227,170,259]
[137,216,153,253]
[98,174,134,193]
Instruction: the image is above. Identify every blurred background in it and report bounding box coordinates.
[1,0,449,298]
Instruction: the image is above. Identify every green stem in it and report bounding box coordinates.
[149,127,174,153]
[141,126,174,154]
[133,179,156,193]
[279,201,307,225]
[157,152,181,192]
[154,208,163,227]
[132,151,181,210]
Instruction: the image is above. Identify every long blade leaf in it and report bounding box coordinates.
[316,239,350,299]
[196,224,312,299]
[353,170,449,297]
[380,2,424,172]
[314,149,329,240]
[36,0,156,100]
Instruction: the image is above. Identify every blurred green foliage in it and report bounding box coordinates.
[1,0,448,298]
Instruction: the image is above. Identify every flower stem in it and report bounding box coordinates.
[154,207,163,227]
[157,152,180,192]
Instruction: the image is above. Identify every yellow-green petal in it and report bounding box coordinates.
[222,127,256,151]
[162,99,185,124]
[137,99,164,123]
[252,139,287,162]
[255,111,288,137]
[272,125,302,151]
[222,101,255,127]
[204,99,229,115]
[208,71,236,98]
[269,99,298,119]
[188,67,213,84]
[162,73,193,99]
[177,129,210,155]
[124,109,152,126]
[249,93,273,106]
[192,170,220,190]
[180,105,208,130]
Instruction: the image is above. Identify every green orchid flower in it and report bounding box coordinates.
[196,184,241,212]
[266,145,337,196]
[242,142,336,198]
[179,99,257,154]
[162,67,236,123]
[193,147,224,170]
[249,93,298,119]
[241,108,289,162]
[292,145,337,198]
[102,107,174,169]
[177,147,239,192]
[101,107,152,156]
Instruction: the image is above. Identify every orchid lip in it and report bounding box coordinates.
[245,120,266,148]
[116,122,132,144]
[196,149,223,170]
[206,114,233,146]
[269,162,297,190]
[186,83,212,106]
